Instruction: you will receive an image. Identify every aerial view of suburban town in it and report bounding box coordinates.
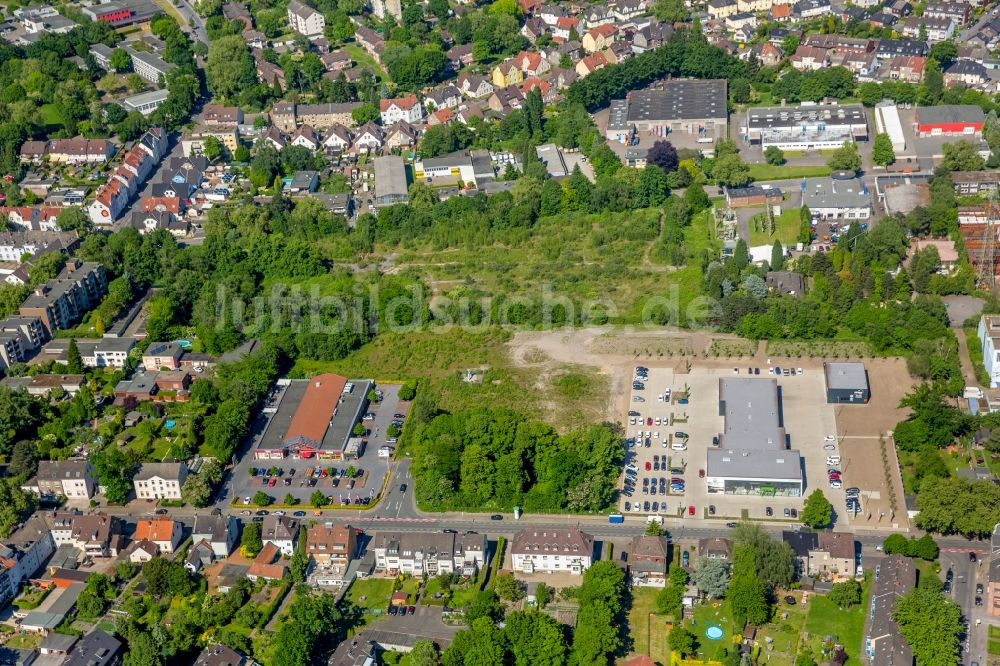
[3,0,1000,663]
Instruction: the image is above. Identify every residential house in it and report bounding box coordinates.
[945,60,988,87]
[738,0,771,11]
[491,60,524,87]
[583,24,617,52]
[488,85,525,113]
[64,631,121,666]
[372,531,486,576]
[791,45,829,71]
[864,556,915,664]
[290,124,320,151]
[133,462,188,500]
[142,341,184,371]
[447,43,475,70]
[582,5,615,28]
[770,3,792,20]
[262,515,299,556]
[248,542,287,582]
[184,540,216,573]
[352,123,384,153]
[511,528,594,574]
[286,0,324,36]
[876,37,928,59]
[379,96,424,125]
[575,52,609,77]
[741,42,782,67]
[19,259,108,334]
[134,516,182,553]
[353,25,384,62]
[923,1,970,25]
[783,530,819,576]
[308,523,358,586]
[809,531,856,578]
[792,0,830,18]
[901,15,955,42]
[27,460,97,500]
[457,73,494,98]
[127,539,159,564]
[708,0,739,19]
[614,0,647,21]
[0,516,56,606]
[384,122,420,151]
[631,22,673,52]
[321,51,352,71]
[766,271,804,296]
[885,55,925,82]
[425,85,462,110]
[191,514,239,559]
[48,511,122,558]
[514,50,551,77]
[539,4,566,25]
[195,644,256,666]
[222,3,253,29]
[553,15,579,41]
[202,104,244,126]
[697,538,732,560]
[629,535,668,587]
[323,124,353,154]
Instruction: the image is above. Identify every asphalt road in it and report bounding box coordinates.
[167,0,208,45]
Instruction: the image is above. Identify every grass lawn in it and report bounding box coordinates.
[689,601,740,662]
[748,208,802,247]
[804,584,870,665]
[344,578,395,626]
[747,163,832,182]
[628,587,673,664]
[154,0,186,24]
[6,633,42,649]
[344,43,389,80]
[38,103,63,129]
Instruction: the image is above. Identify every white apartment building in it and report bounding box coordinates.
[133,462,188,500]
[287,0,325,36]
[372,531,486,576]
[510,528,594,574]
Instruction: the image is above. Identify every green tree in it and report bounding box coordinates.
[882,533,909,555]
[66,339,84,374]
[732,522,795,590]
[290,526,308,582]
[940,140,986,172]
[729,546,769,626]
[205,35,258,101]
[409,640,440,666]
[535,582,551,609]
[712,154,751,187]
[654,0,690,21]
[828,579,862,608]
[872,132,895,166]
[109,48,132,72]
[492,572,524,601]
[56,208,92,233]
[669,626,698,658]
[252,491,270,507]
[141,557,195,597]
[894,586,962,666]
[311,490,326,508]
[827,141,861,172]
[8,440,38,480]
[801,489,833,528]
[76,589,107,618]
[770,240,784,271]
[692,556,730,598]
[91,447,135,504]
[240,521,263,558]
[764,145,785,166]
[505,610,568,666]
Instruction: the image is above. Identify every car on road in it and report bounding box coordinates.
[400,484,407,493]
[244,496,251,505]
[823,444,836,450]
[490,514,503,520]
[970,551,977,562]
[946,568,954,581]
[726,522,738,528]
[255,510,268,516]
[155,508,168,515]
[766,507,773,517]
[293,511,306,517]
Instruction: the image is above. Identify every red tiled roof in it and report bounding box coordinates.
[284,373,347,446]
[380,95,419,112]
[135,516,176,542]
[588,24,617,38]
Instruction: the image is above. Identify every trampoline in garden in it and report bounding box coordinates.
[705,626,724,640]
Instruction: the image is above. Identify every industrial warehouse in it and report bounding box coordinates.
[705,378,804,497]
[823,362,871,403]
[741,103,868,151]
[606,79,728,144]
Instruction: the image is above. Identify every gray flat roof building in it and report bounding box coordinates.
[627,80,728,123]
[706,378,803,496]
[824,362,870,403]
[374,156,409,208]
[802,175,873,218]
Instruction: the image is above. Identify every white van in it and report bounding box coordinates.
[671,441,688,451]
[826,455,841,466]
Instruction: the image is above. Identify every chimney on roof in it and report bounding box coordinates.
[65,258,81,272]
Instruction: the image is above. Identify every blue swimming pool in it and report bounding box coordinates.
[705,626,724,640]
[164,420,176,429]
[174,339,192,348]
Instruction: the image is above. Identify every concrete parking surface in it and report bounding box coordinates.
[620,364,851,525]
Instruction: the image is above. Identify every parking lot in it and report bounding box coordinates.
[227,383,406,508]
[619,364,846,523]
